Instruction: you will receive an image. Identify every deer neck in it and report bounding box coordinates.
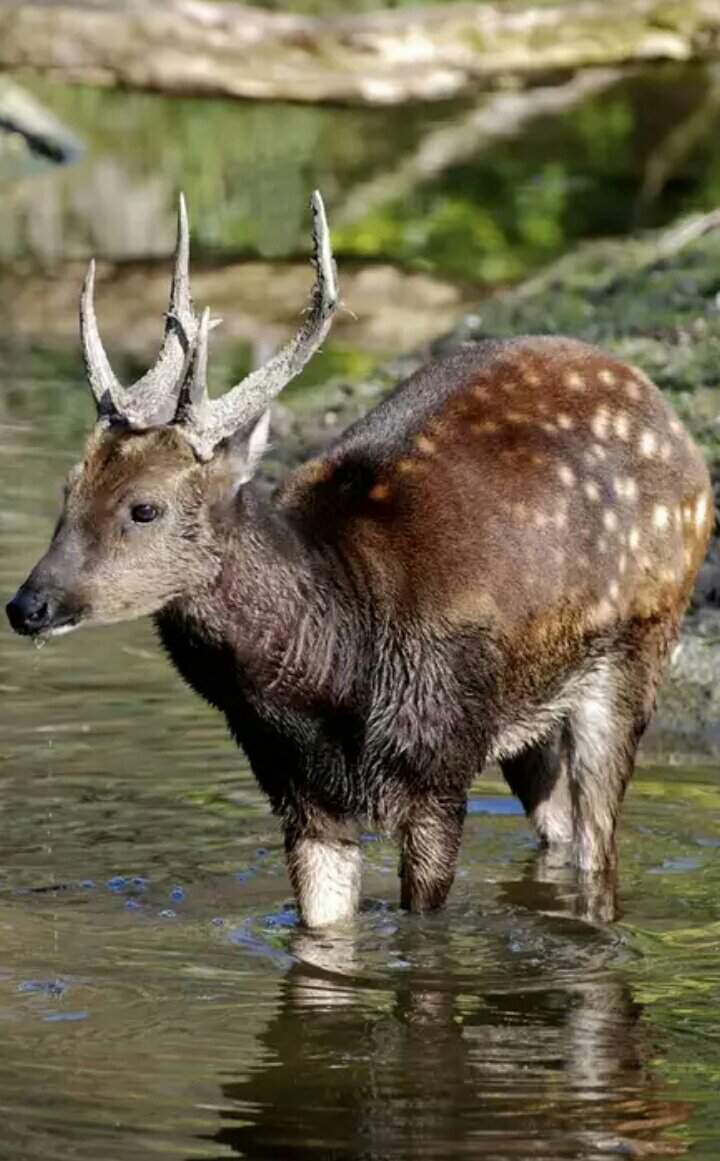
[155,486,353,707]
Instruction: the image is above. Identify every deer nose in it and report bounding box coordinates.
[6,587,55,636]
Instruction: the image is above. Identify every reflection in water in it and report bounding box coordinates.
[212,864,689,1161]
[501,849,619,925]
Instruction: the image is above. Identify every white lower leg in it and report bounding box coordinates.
[569,661,625,873]
[288,837,362,929]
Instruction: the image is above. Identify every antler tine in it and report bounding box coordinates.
[176,190,338,460]
[175,306,211,429]
[80,196,199,429]
[128,193,198,425]
[79,258,126,422]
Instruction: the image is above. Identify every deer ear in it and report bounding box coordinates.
[221,409,271,487]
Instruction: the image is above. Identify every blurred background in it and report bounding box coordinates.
[3,10,720,391]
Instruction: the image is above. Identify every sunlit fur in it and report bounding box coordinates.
[37,427,221,625]
[11,337,714,926]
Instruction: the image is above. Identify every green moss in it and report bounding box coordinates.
[446,220,720,464]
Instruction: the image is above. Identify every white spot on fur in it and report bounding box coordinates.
[603,509,619,532]
[472,420,499,435]
[628,527,640,550]
[557,412,574,430]
[613,475,638,502]
[640,430,657,458]
[613,412,630,441]
[557,463,575,487]
[584,480,601,502]
[591,406,610,441]
[653,504,669,530]
[598,368,616,386]
[565,371,585,391]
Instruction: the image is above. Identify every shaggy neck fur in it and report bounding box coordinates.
[156,484,360,709]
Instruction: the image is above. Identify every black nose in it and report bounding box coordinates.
[6,588,55,636]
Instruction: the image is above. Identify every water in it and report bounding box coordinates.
[0,375,717,1161]
[1,56,720,1161]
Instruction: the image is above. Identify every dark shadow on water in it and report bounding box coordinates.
[203,858,690,1161]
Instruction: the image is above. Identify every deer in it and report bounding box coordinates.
[6,192,713,928]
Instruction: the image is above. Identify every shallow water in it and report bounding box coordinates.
[0,387,719,1161]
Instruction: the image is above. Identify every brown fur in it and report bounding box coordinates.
[8,337,713,926]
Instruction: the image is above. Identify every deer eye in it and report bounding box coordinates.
[131,503,160,524]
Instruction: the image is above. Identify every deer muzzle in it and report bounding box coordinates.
[6,546,88,639]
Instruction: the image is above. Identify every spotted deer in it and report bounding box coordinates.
[6,194,713,927]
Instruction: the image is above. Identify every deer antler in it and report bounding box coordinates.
[80,194,198,428]
[173,190,339,461]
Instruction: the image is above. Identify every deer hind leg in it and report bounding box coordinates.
[284,824,362,929]
[565,625,670,876]
[501,722,574,856]
[503,625,670,899]
[399,799,466,913]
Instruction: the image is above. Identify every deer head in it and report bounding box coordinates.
[6,192,339,638]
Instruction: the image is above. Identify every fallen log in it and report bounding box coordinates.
[0,0,719,106]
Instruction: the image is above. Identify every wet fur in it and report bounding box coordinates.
[154,338,712,922]
[17,337,714,925]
